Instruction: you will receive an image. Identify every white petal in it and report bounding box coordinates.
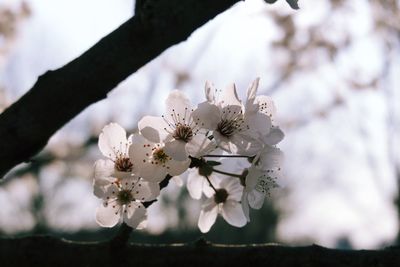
[123,202,147,229]
[164,140,188,161]
[172,176,184,187]
[140,163,168,182]
[229,134,260,156]
[129,134,152,161]
[202,174,222,198]
[187,170,204,200]
[221,200,247,228]
[192,102,221,130]
[138,116,169,143]
[129,136,167,182]
[241,192,251,222]
[186,134,216,158]
[96,203,121,227]
[222,178,243,202]
[136,219,148,230]
[256,95,277,123]
[93,171,116,199]
[248,190,265,210]
[98,123,128,160]
[198,198,218,233]
[213,132,232,153]
[205,81,216,103]
[166,158,190,177]
[220,83,241,107]
[165,90,192,119]
[257,146,283,170]
[94,159,115,179]
[262,127,284,146]
[130,180,160,202]
[245,112,272,138]
[246,77,260,104]
[245,166,262,191]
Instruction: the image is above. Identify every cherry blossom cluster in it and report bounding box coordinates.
[93,78,284,232]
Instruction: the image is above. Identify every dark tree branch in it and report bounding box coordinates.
[0,0,247,178]
[0,236,399,267]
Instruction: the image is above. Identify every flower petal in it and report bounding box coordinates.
[96,202,121,228]
[98,123,128,160]
[123,202,147,229]
[198,198,218,233]
[164,140,188,161]
[165,90,192,119]
[138,116,169,143]
[245,112,272,138]
[142,163,168,182]
[220,83,241,107]
[130,179,160,202]
[221,200,247,228]
[172,175,184,187]
[94,159,115,179]
[256,95,277,124]
[129,134,152,162]
[257,146,283,170]
[186,134,216,158]
[221,178,243,202]
[192,102,221,130]
[205,81,216,103]
[241,192,251,222]
[246,78,260,106]
[166,158,190,177]
[187,169,204,200]
[262,127,284,146]
[248,190,265,210]
[245,166,263,191]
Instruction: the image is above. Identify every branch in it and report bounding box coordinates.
[0,236,399,267]
[0,0,244,178]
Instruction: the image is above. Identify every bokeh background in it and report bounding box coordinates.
[0,0,399,249]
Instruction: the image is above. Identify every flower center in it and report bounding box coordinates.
[255,172,279,196]
[216,119,238,138]
[153,148,169,164]
[115,156,133,172]
[214,188,229,204]
[117,189,134,205]
[173,124,193,142]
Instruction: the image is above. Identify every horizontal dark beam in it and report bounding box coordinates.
[0,235,398,267]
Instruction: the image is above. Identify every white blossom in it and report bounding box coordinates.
[97,123,135,179]
[138,90,214,161]
[95,176,160,228]
[241,146,283,221]
[129,134,190,182]
[245,82,284,146]
[193,79,272,156]
[198,177,247,233]
[186,168,221,200]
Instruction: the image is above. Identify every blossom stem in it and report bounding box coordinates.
[205,175,218,193]
[203,154,249,158]
[212,168,242,179]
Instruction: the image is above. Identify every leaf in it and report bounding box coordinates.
[206,160,222,166]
